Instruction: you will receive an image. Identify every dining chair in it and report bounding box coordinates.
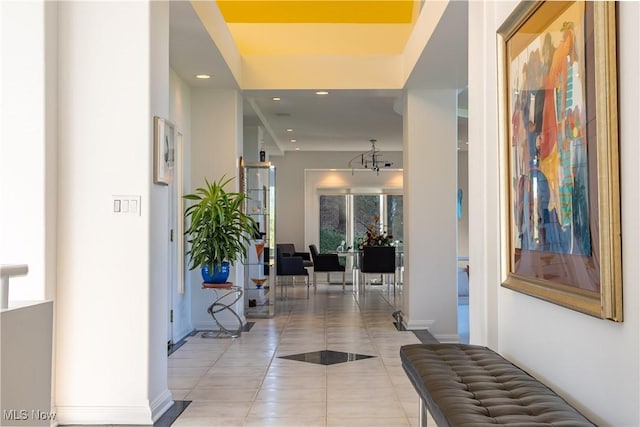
[308,244,346,291]
[361,246,397,295]
[276,248,310,299]
[276,243,314,268]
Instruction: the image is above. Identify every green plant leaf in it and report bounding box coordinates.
[183,175,258,270]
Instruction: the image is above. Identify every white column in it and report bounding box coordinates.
[468,0,501,348]
[402,89,459,342]
[55,2,171,424]
[148,0,173,418]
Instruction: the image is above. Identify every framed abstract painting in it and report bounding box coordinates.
[497,1,622,321]
[153,116,175,185]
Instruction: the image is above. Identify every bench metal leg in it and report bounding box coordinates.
[419,398,428,427]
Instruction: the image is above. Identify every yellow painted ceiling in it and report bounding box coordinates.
[216,0,421,55]
[217,1,417,23]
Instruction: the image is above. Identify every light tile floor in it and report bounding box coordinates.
[168,282,435,427]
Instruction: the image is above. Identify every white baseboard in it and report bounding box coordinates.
[192,318,245,331]
[150,389,174,423]
[404,319,436,330]
[173,326,195,344]
[55,403,154,425]
[434,334,461,343]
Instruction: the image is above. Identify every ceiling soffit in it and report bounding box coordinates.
[216,1,419,24]
[206,0,423,89]
[175,1,467,153]
[225,24,415,55]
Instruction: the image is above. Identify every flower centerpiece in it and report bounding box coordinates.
[356,215,393,249]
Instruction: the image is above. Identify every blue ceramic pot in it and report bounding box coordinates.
[201,262,230,283]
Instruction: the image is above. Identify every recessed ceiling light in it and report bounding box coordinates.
[195,74,211,79]
[295,147,300,151]
[272,97,281,101]
[286,128,294,132]
[315,91,329,95]
[290,139,297,143]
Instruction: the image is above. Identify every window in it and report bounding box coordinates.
[319,193,402,252]
[319,195,346,253]
[386,195,403,245]
[354,195,380,239]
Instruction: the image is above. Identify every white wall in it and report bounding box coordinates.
[270,151,403,249]
[0,0,57,303]
[303,168,404,249]
[243,125,263,163]
[148,2,173,417]
[403,89,459,340]
[189,88,245,330]
[169,69,193,341]
[468,2,640,426]
[56,2,171,423]
[271,148,469,281]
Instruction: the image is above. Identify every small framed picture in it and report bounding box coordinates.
[153,116,175,185]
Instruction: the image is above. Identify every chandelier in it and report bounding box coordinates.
[348,139,394,175]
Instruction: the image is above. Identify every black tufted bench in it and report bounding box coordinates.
[400,343,596,426]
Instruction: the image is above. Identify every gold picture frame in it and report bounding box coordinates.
[153,116,175,185]
[497,1,622,321]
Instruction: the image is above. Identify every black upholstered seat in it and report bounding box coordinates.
[276,243,313,268]
[276,247,310,299]
[308,244,346,291]
[400,344,595,427]
[361,246,396,294]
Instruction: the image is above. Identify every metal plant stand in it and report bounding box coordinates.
[201,283,244,338]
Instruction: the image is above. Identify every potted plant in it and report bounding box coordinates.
[355,214,394,249]
[184,176,257,283]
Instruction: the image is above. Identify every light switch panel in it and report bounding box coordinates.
[112,195,141,216]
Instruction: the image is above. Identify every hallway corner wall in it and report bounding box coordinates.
[468,2,640,425]
[402,89,459,341]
